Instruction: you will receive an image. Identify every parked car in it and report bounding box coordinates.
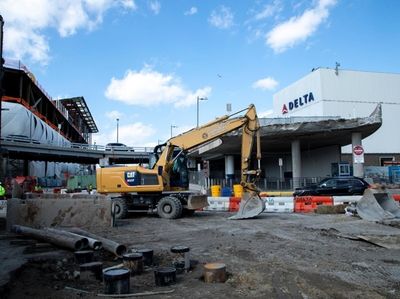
[293,177,370,196]
[105,142,132,151]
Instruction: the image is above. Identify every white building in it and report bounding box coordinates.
[273,68,400,165]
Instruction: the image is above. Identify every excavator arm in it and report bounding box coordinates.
[154,104,265,219]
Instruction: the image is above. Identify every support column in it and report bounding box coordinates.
[352,132,364,178]
[23,159,29,176]
[225,155,234,185]
[291,140,302,189]
[1,156,6,181]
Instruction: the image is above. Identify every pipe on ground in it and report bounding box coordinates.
[67,227,127,257]
[12,225,85,251]
[44,228,90,249]
[46,228,103,250]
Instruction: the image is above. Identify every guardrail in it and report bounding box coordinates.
[0,137,154,153]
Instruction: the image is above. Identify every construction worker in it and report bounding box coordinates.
[0,182,6,200]
[88,184,93,194]
[34,184,42,193]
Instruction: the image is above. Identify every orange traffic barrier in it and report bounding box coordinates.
[229,197,241,212]
[393,194,400,202]
[294,196,333,213]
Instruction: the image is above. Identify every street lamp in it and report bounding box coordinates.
[116,118,119,143]
[197,96,208,127]
[170,125,177,138]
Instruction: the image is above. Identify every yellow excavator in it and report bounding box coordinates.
[96,104,265,220]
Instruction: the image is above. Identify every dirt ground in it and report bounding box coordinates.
[2,211,400,298]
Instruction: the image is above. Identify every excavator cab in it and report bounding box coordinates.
[151,144,189,189]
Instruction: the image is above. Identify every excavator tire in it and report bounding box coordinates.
[157,196,183,219]
[112,197,128,219]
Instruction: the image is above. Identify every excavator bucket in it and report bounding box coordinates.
[229,191,265,220]
[356,188,400,222]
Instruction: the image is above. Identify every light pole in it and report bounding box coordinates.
[170,125,177,138]
[116,118,119,143]
[197,96,208,127]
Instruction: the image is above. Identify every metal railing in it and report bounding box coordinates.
[1,136,154,153]
[188,172,326,192]
[4,59,54,103]
[260,115,341,126]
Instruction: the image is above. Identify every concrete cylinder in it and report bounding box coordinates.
[225,155,234,180]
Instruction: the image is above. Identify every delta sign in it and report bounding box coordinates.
[282,92,315,115]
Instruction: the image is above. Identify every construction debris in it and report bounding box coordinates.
[356,188,400,222]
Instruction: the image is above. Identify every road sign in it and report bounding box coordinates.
[353,145,364,155]
[278,158,283,166]
[353,145,364,163]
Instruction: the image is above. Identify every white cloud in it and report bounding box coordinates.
[105,110,124,120]
[93,122,156,146]
[119,0,137,9]
[174,87,212,108]
[105,66,212,108]
[149,1,161,15]
[252,77,279,91]
[184,7,198,16]
[0,0,136,65]
[209,6,234,29]
[266,0,337,53]
[258,109,274,118]
[253,0,282,21]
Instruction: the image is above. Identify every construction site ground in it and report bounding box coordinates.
[1,211,400,298]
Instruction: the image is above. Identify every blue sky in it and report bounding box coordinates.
[1,0,400,146]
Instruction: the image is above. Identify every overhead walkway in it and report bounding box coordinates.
[0,138,152,164]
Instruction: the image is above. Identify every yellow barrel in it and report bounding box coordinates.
[233,184,243,198]
[211,185,221,197]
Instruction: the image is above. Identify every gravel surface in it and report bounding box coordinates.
[2,211,400,298]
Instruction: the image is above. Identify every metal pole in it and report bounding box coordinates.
[196,97,207,128]
[0,16,4,181]
[116,118,119,142]
[170,125,177,138]
[197,96,199,127]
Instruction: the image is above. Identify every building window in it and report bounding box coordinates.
[380,157,394,166]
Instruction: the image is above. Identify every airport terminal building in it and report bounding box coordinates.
[273,67,400,165]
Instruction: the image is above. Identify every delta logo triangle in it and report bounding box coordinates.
[282,104,288,114]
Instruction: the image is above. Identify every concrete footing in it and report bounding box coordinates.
[6,194,112,230]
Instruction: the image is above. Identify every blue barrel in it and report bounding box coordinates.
[221,187,232,197]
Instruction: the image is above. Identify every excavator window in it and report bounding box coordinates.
[170,153,189,188]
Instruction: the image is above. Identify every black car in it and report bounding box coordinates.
[293,177,370,196]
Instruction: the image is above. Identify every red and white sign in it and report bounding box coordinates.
[353,145,364,163]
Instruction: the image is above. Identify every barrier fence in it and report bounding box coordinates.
[202,193,400,214]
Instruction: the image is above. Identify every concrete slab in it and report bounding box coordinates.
[7,194,112,230]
